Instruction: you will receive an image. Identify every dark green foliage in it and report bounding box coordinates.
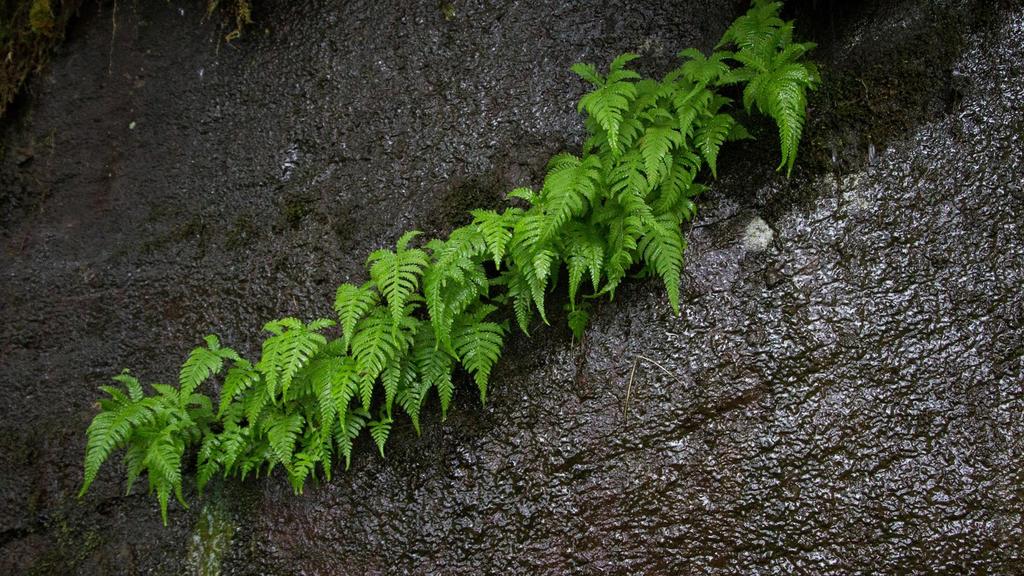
[79,0,816,523]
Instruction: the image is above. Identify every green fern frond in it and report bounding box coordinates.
[678,48,731,84]
[336,407,369,470]
[112,370,144,402]
[267,412,304,471]
[80,396,155,497]
[243,382,270,425]
[594,201,644,299]
[144,427,187,525]
[561,222,605,303]
[652,150,699,216]
[609,151,650,204]
[368,231,430,331]
[423,231,489,350]
[719,0,785,50]
[672,83,714,142]
[380,355,414,418]
[639,125,683,185]
[567,306,590,342]
[538,153,602,242]
[334,282,379,354]
[694,113,735,178]
[471,208,519,267]
[351,307,414,410]
[412,325,455,420]
[179,335,238,403]
[452,306,506,405]
[574,56,640,155]
[638,214,687,314]
[506,186,537,205]
[368,413,393,457]
[310,356,347,433]
[218,359,259,417]
[257,318,332,401]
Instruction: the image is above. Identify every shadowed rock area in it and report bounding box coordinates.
[1,0,1021,573]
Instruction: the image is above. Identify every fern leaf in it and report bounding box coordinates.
[257,318,331,401]
[310,356,344,433]
[80,395,155,497]
[471,208,519,267]
[672,84,713,141]
[562,222,605,303]
[113,370,144,402]
[653,150,699,216]
[336,407,369,470]
[243,382,270,425]
[334,282,379,354]
[506,186,537,205]
[678,48,731,84]
[218,360,259,417]
[179,335,231,402]
[368,231,429,331]
[423,232,489,350]
[594,200,644,298]
[576,58,639,155]
[380,355,414,418]
[452,307,506,405]
[144,428,186,525]
[570,62,603,86]
[412,326,455,420]
[639,126,682,185]
[719,0,784,50]
[638,214,687,314]
[694,113,735,178]
[538,153,601,242]
[351,308,408,410]
[507,271,534,334]
[267,412,304,471]
[608,151,650,206]
[368,415,393,457]
[567,307,590,342]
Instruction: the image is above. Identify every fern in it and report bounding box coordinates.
[572,53,641,155]
[257,317,333,401]
[367,230,430,332]
[334,282,379,353]
[79,0,817,523]
[720,0,819,175]
[452,306,506,405]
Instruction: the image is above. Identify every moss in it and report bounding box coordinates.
[206,0,254,41]
[2,1,257,117]
[185,501,235,576]
[28,0,55,35]
[0,0,81,117]
[280,194,314,229]
[27,512,103,576]
[225,214,260,250]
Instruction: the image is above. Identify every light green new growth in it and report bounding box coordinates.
[79,0,817,524]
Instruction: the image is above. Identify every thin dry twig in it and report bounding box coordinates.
[623,355,682,421]
[623,356,639,421]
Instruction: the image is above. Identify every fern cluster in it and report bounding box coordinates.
[79,0,817,524]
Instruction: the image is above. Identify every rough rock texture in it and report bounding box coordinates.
[1,0,1021,574]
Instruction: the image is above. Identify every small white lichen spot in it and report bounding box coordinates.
[742,217,773,252]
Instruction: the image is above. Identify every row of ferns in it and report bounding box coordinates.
[79,1,819,524]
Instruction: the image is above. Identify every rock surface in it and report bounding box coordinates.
[1,0,1021,573]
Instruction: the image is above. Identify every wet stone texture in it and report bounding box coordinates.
[1,0,1022,574]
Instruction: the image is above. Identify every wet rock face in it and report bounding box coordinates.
[1,0,1022,574]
